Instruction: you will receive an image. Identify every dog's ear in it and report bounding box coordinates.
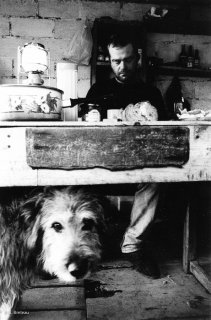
[27,214,42,249]
[92,195,114,235]
[20,192,44,225]
[43,186,57,195]
[20,191,45,248]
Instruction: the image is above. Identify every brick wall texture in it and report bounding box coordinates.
[0,0,211,110]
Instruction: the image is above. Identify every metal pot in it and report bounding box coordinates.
[0,84,64,121]
[0,84,114,121]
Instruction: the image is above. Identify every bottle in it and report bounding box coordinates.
[104,55,110,62]
[165,76,189,119]
[97,46,105,62]
[194,49,200,68]
[174,96,184,117]
[137,48,142,68]
[179,44,187,68]
[187,45,194,68]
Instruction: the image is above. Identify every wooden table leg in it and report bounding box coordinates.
[183,198,196,273]
[183,183,211,293]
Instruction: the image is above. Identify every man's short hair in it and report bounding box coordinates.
[107,31,138,55]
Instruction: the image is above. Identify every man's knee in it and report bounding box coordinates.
[136,183,160,195]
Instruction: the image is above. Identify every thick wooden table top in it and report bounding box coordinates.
[0,121,210,186]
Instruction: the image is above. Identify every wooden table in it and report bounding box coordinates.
[0,120,210,294]
[0,120,210,186]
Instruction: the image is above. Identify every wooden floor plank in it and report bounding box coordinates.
[15,279,87,320]
[86,260,211,320]
[31,277,84,288]
[190,261,211,293]
[17,286,86,311]
[12,310,86,320]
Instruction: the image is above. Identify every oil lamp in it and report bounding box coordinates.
[17,42,50,85]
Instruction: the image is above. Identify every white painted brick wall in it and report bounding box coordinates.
[54,19,83,39]
[38,0,81,19]
[39,38,71,60]
[11,18,54,38]
[195,81,211,100]
[0,77,17,85]
[0,37,24,58]
[39,0,120,20]
[0,57,13,76]
[0,17,10,36]
[0,0,37,17]
[180,79,195,99]
[189,98,211,111]
[120,3,146,21]
[78,1,120,21]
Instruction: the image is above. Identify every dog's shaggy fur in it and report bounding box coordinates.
[0,186,106,320]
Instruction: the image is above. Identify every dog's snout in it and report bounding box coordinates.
[67,258,89,279]
[70,266,85,279]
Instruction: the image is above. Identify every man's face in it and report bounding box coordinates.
[108,43,138,83]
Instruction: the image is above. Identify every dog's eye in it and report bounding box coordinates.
[82,218,94,231]
[51,222,63,232]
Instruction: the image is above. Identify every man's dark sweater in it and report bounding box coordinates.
[86,77,168,120]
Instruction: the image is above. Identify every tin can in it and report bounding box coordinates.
[86,109,100,122]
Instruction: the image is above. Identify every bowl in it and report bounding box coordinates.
[0,84,63,121]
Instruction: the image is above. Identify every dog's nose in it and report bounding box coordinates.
[70,267,84,279]
[68,259,89,279]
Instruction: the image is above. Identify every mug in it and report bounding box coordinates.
[107,109,122,120]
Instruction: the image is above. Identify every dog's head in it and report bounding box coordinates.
[20,186,107,282]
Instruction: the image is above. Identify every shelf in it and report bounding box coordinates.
[149,65,211,78]
[87,0,211,3]
[95,62,211,79]
[96,61,110,66]
[144,20,211,36]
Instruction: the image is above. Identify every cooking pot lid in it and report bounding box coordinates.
[0,84,64,94]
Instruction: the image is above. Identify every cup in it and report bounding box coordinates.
[107,109,122,120]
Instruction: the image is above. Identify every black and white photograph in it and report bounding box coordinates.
[0,0,210,319]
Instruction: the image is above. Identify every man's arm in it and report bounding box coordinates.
[86,83,103,98]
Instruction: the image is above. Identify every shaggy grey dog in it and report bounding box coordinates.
[0,186,106,320]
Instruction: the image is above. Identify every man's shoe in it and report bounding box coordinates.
[123,250,160,279]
